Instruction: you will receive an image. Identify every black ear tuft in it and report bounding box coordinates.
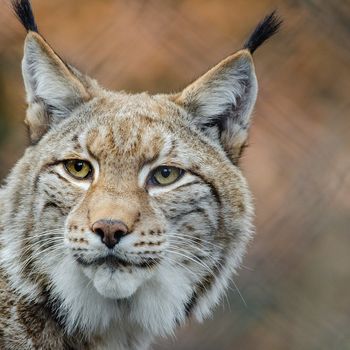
[12,0,38,33]
[243,11,282,54]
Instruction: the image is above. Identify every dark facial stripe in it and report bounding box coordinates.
[166,207,205,222]
[188,169,222,206]
[186,193,213,206]
[19,218,47,294]
[184,272,217,318]
[42,188,71,216]
[175,180,201,190]
[47,170,73,185]
[42,201,66,216]
[184,255,226,318]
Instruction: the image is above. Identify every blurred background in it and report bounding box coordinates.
[0,0,349,349]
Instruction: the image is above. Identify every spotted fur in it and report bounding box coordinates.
[0,1,281,349]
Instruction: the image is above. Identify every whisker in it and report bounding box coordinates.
[161,256,214,304]
[20,237,64,255]
[164,248,214,277]
[19,244,65,272]
[166,232,224,250]
[227,280,247,307]
[166,237,215,255]
[166,240,223,270]
[10,230,64,244]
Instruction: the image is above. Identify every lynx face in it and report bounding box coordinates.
[45,93,234,301]
[11,88,251,306]
[0,1,281,346]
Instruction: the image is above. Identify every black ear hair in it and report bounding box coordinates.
[243,11,282,54]
[12,0,38,33]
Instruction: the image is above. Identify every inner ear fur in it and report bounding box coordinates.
[174,50,258,164]
[22,32,92,143]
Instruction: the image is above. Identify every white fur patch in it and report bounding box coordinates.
[22,34,86,118]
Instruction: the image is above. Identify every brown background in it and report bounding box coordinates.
[0,1,349,349]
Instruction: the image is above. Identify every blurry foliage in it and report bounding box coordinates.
[0,0,349,349]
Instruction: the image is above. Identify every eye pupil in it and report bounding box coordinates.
[74,161,84,172]
[160,167,171,178]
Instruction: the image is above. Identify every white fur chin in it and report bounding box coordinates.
[84,264,150,299]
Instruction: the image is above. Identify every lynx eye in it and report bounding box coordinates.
[150,166,183,186]
[64,160,92,180]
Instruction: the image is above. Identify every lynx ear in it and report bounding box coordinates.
[175,11,281,163]
[176,50,257,163]
[22,32,91,142]
[11,0,91,142]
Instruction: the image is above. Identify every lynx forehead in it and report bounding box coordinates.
[0,1,281,349]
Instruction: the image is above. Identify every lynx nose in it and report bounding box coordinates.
[92,219,129,249]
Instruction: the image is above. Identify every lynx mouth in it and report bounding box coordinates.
[75,254,160,269]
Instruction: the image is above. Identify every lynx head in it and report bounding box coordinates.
[1,0,281,337]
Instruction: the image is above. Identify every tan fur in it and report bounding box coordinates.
[0,8,267,350]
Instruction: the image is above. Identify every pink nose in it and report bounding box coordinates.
[92,219,129,249]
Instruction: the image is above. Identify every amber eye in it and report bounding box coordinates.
[150,166,183,186]
[64,160,92,180]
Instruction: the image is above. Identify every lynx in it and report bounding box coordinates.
[0,1,281,349]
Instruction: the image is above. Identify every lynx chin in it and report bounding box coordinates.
[0,1,281,349]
